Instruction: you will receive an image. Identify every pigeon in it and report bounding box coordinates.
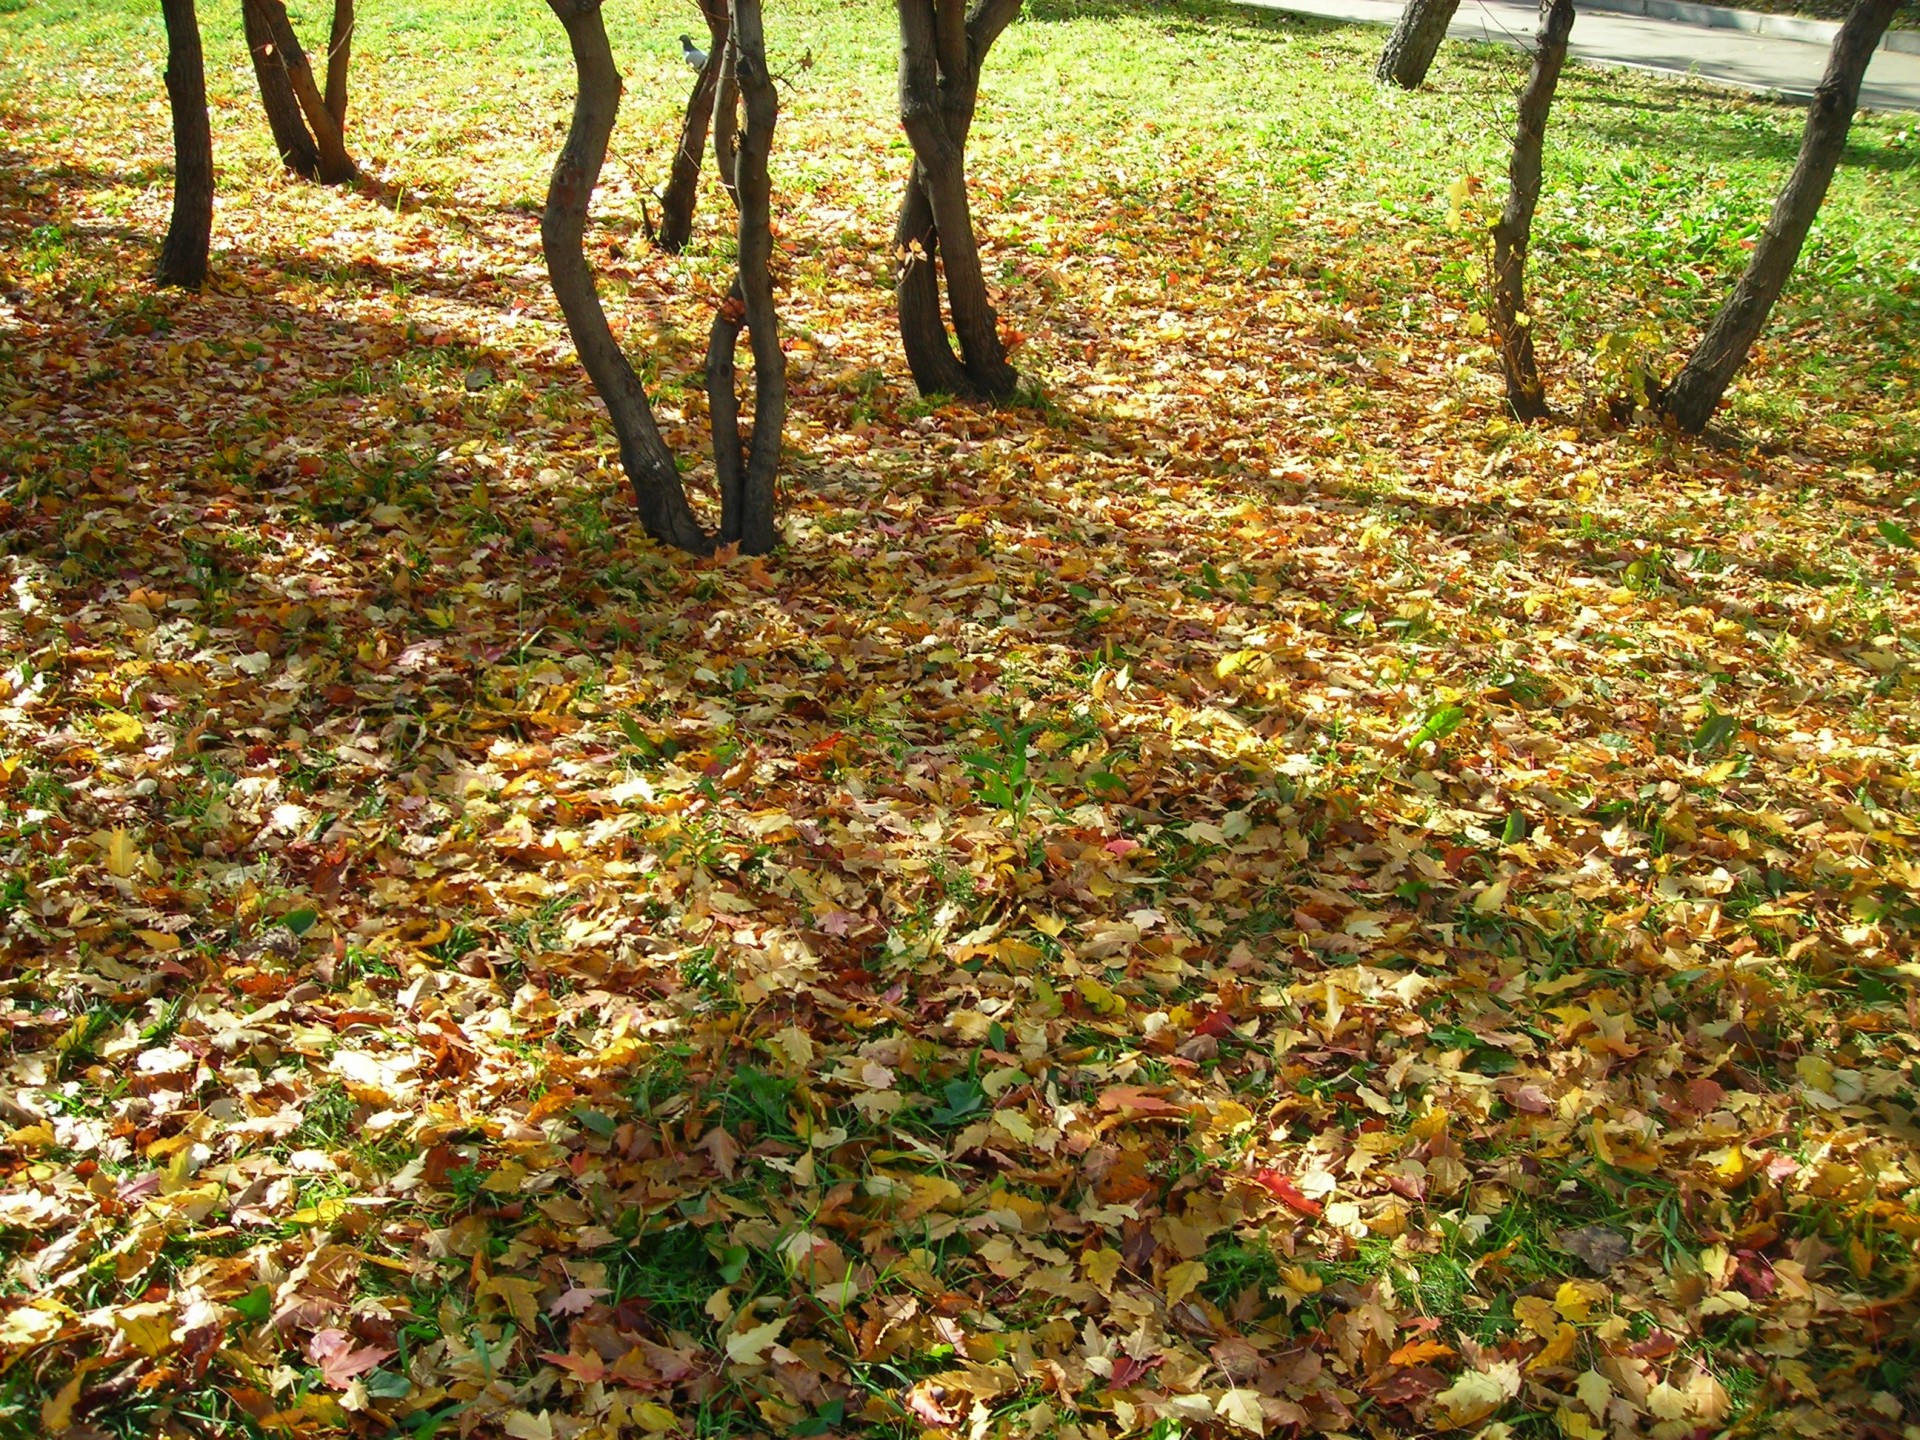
[679,34,709,70]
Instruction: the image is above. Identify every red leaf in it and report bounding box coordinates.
[1253,1169,1323,1216]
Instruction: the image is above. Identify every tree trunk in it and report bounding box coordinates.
[1658,0,1899,434]
[711,23,740,210]
[1490,0,1573,423]
[893,0,1022,403]
[244,0,319,179]
[657,0,729,253]
[243,0,356,185]
[705,0,783,553]
[325,0,354,129]
[1376,0,1462,90]
[157,0,214,290]
[543,0,714,554]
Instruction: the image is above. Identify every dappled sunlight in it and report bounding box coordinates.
[1,0,1917,1437]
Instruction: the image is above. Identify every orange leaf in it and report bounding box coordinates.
[1389,1339,1458,1367]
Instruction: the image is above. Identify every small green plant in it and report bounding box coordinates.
[963,716,1046,828]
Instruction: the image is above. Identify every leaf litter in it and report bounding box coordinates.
[2,1,1919,1438]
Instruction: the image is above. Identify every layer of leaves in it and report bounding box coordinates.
[1,1,1918,1438]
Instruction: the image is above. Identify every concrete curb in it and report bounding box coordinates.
[1577,0,1920,55]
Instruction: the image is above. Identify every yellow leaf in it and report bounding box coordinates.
[1082,1247,1123,1289]
[1513,1295,1559,1340]
[1527,1322,1578,1370]
[104,828,139,879]
[484,1275,542,1329]
[632,1403,680,1435]
[1432,1368,1515,1429]
[111,1301,176,1357]
[94,710,144,751]
[1474,878,1510,914]
[1281,1265,1322,1298]
[1556,1405,1603,1439]
[1588,1116,1614,1167]
[1075,977,1127,1017]
[1216,1388,1266,1435]
[1554,1279,1607,1324]
[135,929,180,951]
[725,1316,785,1366]
[289,1195,348,1228]
[41,1359,95,1433]
[1575,1370,1612,1418]
[1164,1259,1207,1308]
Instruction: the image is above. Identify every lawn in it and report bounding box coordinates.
[0,0,1918,1436]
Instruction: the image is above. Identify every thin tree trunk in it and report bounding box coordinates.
[726,0,783,552]
[1376,0,1462,90]
[244,0,319,179]
[893,0,1022,403]
[1658,0,1899,434]
[157,0,214,290]
[243,0,356,185]
[543,0,714,554]
[711,25,740,210]
[325,0,353,128]
[1490,0,1573,422]
[658,0,730,254]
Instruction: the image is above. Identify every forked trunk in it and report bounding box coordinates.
[541,0,785,555]
[707,0,783,552]
[893,0,1022,402]
[157,0,214,290]
[244,0,319,179]
[243,0,357,185]
[1490,0,1573,422]
[1376,0,1462,89]
[1658,0,1899,433]
[657,0,730,254]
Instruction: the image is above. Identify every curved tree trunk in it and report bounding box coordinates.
[244,0,319,179]
[1490,0,1573,422]
[243,0,357,185]
[542,0,784,556]
[893,0,1022,403]
[157,0,214,290]
[1376,0,1462,90]
[657,0,730,253]
[1658,0,1898,434]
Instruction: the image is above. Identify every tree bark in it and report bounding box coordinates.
[543,0,714,554]
[705,0,783,552]
[658,0,730,253]
[543,0,786,556]
[1376,0,1462,90]
[711,22,740,210]
[243,0,357,185]
[325,0,354,129]
[1658,0,1899,434]
[1490,0,1573,423]
[893,0,1022,402]
[157,0,214,290]
[243,0,319,179]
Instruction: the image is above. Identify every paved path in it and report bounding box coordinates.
[1237,0,1920,111]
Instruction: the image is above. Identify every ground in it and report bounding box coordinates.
[1,0,1919,1438]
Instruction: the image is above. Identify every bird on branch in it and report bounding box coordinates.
[679,33,709,70]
